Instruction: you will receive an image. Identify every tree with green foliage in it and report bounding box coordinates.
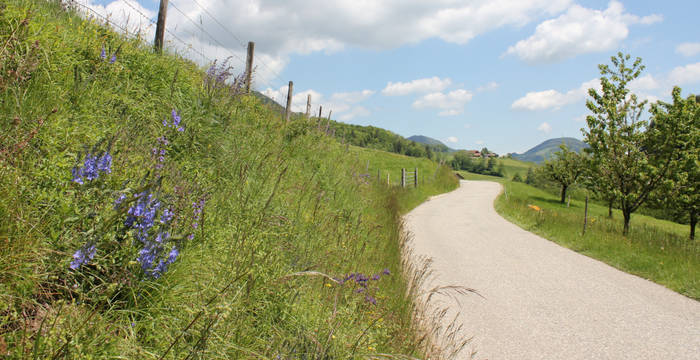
[582,53,685,235]
[542,144,585,204]
[647,88,699,239]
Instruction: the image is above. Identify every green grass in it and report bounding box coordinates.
[498,157,536,179]
[351,146,458,212]
[0,1,457,358]
[459,171,699,299]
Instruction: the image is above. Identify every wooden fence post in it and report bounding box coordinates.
[245,41,255,93]
[327,110,332,121]
[387,173,390,186]
[305,94,311,118]
[284,81,293,122]
[582,194,589,235]
[318,105,322,119]
[414,168,418,188]
[401,168,406,188]
[154,0,168,53]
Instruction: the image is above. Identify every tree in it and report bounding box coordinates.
[582,53,685,235]
[542,144,585,203]
[647,87,699,239]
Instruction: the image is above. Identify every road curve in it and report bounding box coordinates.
[404,180,700,360]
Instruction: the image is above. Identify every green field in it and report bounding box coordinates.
[459,172,699,299]
[0,1,458,358]
[499,157,536,179]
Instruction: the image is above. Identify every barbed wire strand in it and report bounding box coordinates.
[168,0,283,90]
[186,0,287,85]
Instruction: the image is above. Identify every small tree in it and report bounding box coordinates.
[648,87,699,239]
[542,144,585,204]
[582,53,685,235]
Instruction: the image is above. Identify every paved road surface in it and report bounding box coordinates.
[404,180,699,359]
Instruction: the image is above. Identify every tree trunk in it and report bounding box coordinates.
[690,211,697,241]
[622,209,631,236]
[560,185,567,204]
[607,198,613,218]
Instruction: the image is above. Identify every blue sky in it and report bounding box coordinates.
[83,0,699,154]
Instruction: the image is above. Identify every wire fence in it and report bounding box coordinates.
[66,0,286,91]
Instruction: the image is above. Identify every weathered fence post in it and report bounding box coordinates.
[284,81,293,122]
[318,105,322,119]
[327,110,332,121]
[244,42,255,93]
[414,168,418,188]
[582,194,589,235]
[154,0,168,53]
[401,168,406,188]
[305,94,311,118]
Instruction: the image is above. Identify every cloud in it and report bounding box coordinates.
[506,1,662,63]
[629,74,660,92]
[262,86,374,121]
[445,136,459,144]
[86,0,574,83]
[477,81,500,92]
[412,89,473,116]
[668,62,700,86]
[512,78,600,111]
[538,122,552,133]
[382,77,452,96]
[676,42,700,57]
[574,114,587,123]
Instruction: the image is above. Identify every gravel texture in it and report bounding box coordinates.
[404,180,700,360]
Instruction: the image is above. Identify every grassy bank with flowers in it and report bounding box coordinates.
[458,172,698,300]
[0,1,458,358]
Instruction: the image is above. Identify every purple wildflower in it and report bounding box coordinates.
[382,268,391,276]
[171,109,181,126]
[70,244,97,270]
[97,152,112,174]
[188,234,195,240]
[355,287,365,293]
[100,46,106,60]
[365,295,377,305]
[160,208,174,224]
[162,118,168,127]
[71,166,84,184]
[114,193,127,209]
[109,53,117,64]
[177,126,184,132]
[371,274,380,281]
[82,154,99,181]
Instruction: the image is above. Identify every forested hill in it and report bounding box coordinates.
[407,135,455,153]
[513,137,588,163]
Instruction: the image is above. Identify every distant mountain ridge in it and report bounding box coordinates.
[407,135,455,152]
[513,137,588,164]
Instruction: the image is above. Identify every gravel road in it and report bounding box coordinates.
[404,180,700,360]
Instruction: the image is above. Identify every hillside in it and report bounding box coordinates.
[0,1,459,358]
[407,135,454,152]
[513,137,588,163]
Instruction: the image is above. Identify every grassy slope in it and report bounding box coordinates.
[459,172,699,299]
[499,158,535,179]
[0,2,457,358]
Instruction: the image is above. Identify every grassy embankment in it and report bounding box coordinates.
[0,1,458,358]
[459,172,699,300]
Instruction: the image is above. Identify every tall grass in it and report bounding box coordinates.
[460,172,699,299]
[0,1,459,358]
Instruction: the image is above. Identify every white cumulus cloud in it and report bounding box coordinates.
[85,0,575,85]
[512,78,600,111]
[668,62,700,86]
[382,77,452,96]
[477,81,500,92]
[538,122,552,133]
[445,136,459,143]
[412,89,473,116]
[676,42,700,57]
[261,86,373,121]
[506,1,662,63]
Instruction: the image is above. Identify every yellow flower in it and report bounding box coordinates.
[325,283,332,287]
[528,204,542,212]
